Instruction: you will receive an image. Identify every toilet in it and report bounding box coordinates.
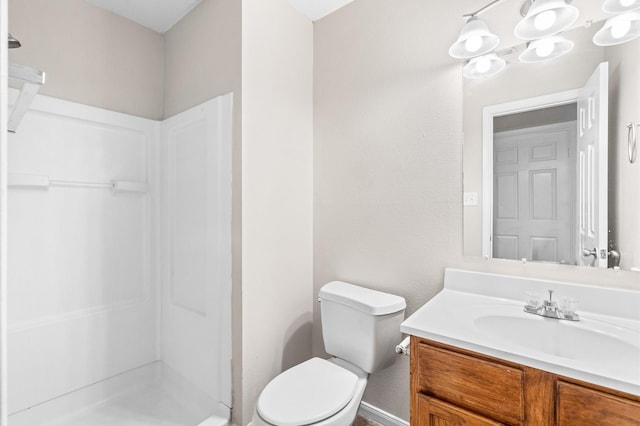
[249,281,406,426]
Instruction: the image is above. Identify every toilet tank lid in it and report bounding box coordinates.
[319,281,406,315]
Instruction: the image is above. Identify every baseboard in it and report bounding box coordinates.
[357,401,409,426]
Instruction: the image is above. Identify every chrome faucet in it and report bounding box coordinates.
[524,289,580,321]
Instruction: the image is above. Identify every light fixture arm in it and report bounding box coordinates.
[461,0,575,19]
[462,0,508,19]
[519,0,574,17]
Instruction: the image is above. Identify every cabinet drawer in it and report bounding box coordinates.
[557,381,640,426]
[416,394,505,426]
[416,342,525,425]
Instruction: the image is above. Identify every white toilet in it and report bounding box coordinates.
[249,281,406,426]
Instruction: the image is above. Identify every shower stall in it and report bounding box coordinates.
[2,32,233,425]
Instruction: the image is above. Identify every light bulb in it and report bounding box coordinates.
[465,35,483,53]
[620,0,636,7]
[535,39,555,57]
[611,17,631,38]
[534,10,557,31]
[476,57,491,74]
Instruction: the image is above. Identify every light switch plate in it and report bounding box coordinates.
[463,192,478,206]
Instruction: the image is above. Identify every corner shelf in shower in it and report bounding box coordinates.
[8,63,46,133]
[7,173,149,193]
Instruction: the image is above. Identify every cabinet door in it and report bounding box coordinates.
[557,381,640,426]
[415,394,505,426]
[415,342,524,424]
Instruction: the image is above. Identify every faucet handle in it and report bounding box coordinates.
[525,291,542,308]
[560,296,578,315]
[523,290,580,321]
[544,289,557,309]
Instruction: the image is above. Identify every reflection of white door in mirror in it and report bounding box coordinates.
[576,62,608,268]
[493,122,575,263]
[482,62,609,267]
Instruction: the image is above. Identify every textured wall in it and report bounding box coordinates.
[241,0,314,424]
[8,0,163,119]
[163,0,241,119]
[313,0,464,419]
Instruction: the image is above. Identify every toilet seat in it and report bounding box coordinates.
[256,357,359,426]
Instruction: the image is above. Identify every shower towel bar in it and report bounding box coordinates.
[7,173,149,193]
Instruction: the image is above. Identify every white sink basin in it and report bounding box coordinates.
[473,313,640,363]
[400,269,640,396]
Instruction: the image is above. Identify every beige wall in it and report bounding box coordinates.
[8,0,164,120]
[163,0,241,119]
[314,0,464,419]
[162,1,243,423]
[314,0,640,422]
[241,0,313,424]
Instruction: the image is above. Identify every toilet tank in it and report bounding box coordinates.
[318,281,406,374]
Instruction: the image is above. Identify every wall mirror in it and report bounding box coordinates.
[463,19,640,272]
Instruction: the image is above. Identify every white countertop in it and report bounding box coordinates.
[400,269,640,396]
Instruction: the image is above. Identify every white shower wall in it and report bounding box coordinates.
[7,91,160,414]
[6,90,232,418]
[161,95,233,408]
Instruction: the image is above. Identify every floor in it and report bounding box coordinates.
[353,415,384,426]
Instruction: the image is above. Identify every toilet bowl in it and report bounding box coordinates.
[249,281,406,426]
[249,358,368,426]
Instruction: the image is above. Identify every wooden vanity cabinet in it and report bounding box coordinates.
[410,337,640,426]
[556,381,640,425]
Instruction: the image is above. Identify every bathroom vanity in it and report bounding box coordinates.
[411,337,640,425]
[401,269,640,425]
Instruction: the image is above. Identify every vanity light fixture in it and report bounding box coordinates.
[519,34,574,62]
[514,0,579,40]
[463,53,506,79]
[452,0,580,79]
[449,17,500,59]
[602,0,640,14]
[593,11,640,45]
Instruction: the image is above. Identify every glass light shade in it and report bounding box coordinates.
[449,18,500,59]
[514,0,579,40]
[593,12,640,45]
[519,35,574,62]
[534,10,557,31]
[463,53,506,79]
[602,0,640,14]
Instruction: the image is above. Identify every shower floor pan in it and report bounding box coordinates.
[9,362,229,426]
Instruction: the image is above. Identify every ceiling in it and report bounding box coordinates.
[288,0,357,21]
[85,0,357,34]
[85,0,203,33]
